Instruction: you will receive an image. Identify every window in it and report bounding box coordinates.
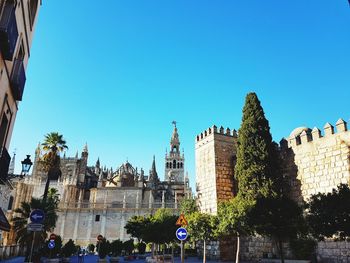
[173,160,176,169]
[95,215,100,222]
[0,113,9,148]
[7,196,14,210]
[28,0,38,28]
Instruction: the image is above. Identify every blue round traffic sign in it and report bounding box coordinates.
[48,241,55,249]
[176,227,188,241]
[30,209,45,224]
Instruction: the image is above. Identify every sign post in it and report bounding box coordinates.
[28,210,45,263]
[176,214,188,263]
[176,227,188,263]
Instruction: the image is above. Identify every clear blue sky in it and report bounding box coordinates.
[11,1,350,191]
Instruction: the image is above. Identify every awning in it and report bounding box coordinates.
[0,208,11,232]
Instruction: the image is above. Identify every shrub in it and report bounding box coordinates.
[110,239,123,256]
[62,239,77,257]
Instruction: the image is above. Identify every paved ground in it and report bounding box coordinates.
[1,255,223,263]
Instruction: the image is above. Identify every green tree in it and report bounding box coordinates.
[123,239,135,255]
[12,196,59,260]
[97,238,110,259]
[125,215,150,242]
[153,208,178,245]
[235,92,281,200]
[110,239,123,256]
[248,196,305,263]
[40,132,68,201]
[179,198,198,215]
[306,183,350,240]
[217,196,252,263]
[187,212,217,263]
[62,239,77,257]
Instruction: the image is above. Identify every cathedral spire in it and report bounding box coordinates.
[8,152,15,174]
[83,143,88,153]
[170,121,180,153]
[96,157,100,168]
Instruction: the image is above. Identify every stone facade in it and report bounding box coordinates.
[283,119,350,203]
[195,125,237,214]
[317,241,350,263]
[5,125,192,246]
[195,119,350,262]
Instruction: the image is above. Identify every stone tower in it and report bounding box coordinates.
[165,122,185,182]
[195,125,237,214]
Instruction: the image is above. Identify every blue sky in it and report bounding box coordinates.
[11,1,350,190]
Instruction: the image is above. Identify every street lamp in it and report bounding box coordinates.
[21,155,33,177]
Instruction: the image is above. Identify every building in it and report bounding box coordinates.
[195,119,350,262]
[6,124,192,246]
[0,0,41,243]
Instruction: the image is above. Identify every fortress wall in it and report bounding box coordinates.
[195,126,237,214]
[285,119,350,202]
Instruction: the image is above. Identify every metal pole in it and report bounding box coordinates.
[29,231,35,263]
[181,240,184,263]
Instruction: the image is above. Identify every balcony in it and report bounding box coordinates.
[0,146,10,183]
[0,2,18,61]
[10,58,26,101]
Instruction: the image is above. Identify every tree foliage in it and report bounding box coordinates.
[248,196,306,263]
[110,239,123,256]
[179,198,198,215]
[235,92,282,200]
[306,183,350,240]
[62,239,77,257]
[187,212,216,242]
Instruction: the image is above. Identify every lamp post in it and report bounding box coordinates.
[21,155,33,177]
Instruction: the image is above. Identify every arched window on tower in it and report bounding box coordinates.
[169,162,172,168]
[177,162,180,169]
[166,163,169,168]
[180,162,183,168]
[173,160,176,169]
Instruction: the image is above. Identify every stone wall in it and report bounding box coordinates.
[195,125,237,214]
[317,241,350,263]
[284,119,350,202]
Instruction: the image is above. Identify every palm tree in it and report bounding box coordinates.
[12,195,59,260]
[40,132,68,201]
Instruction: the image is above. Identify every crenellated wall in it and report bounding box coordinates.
[283,118,350,202]
[195,125,237,215]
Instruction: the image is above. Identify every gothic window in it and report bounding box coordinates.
[169,162,172,168]
[7,196,13,210]
[177,163,180,169]
[180,162,183,168]
[173,160,176,169]
[166,163,169,168]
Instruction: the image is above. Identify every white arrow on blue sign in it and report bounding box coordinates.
[48,241,55,249]
[30,209,45,224]
[176,227,188,241]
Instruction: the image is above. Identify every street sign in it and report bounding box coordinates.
[50,233,56,241]
[30,209,45,224]
[176,214,188,226]
[176,227,188,241]
[27,223,44,232]
[48,241,55,249]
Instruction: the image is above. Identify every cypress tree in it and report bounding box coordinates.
[235,92,281,200]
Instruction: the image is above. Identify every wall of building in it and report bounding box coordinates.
[284,119,350,202]
[195,125,237,214]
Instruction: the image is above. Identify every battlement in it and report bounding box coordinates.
[195,125,238,142]
[286,118,349,148]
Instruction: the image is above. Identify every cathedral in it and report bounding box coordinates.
[6,123,192,246]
